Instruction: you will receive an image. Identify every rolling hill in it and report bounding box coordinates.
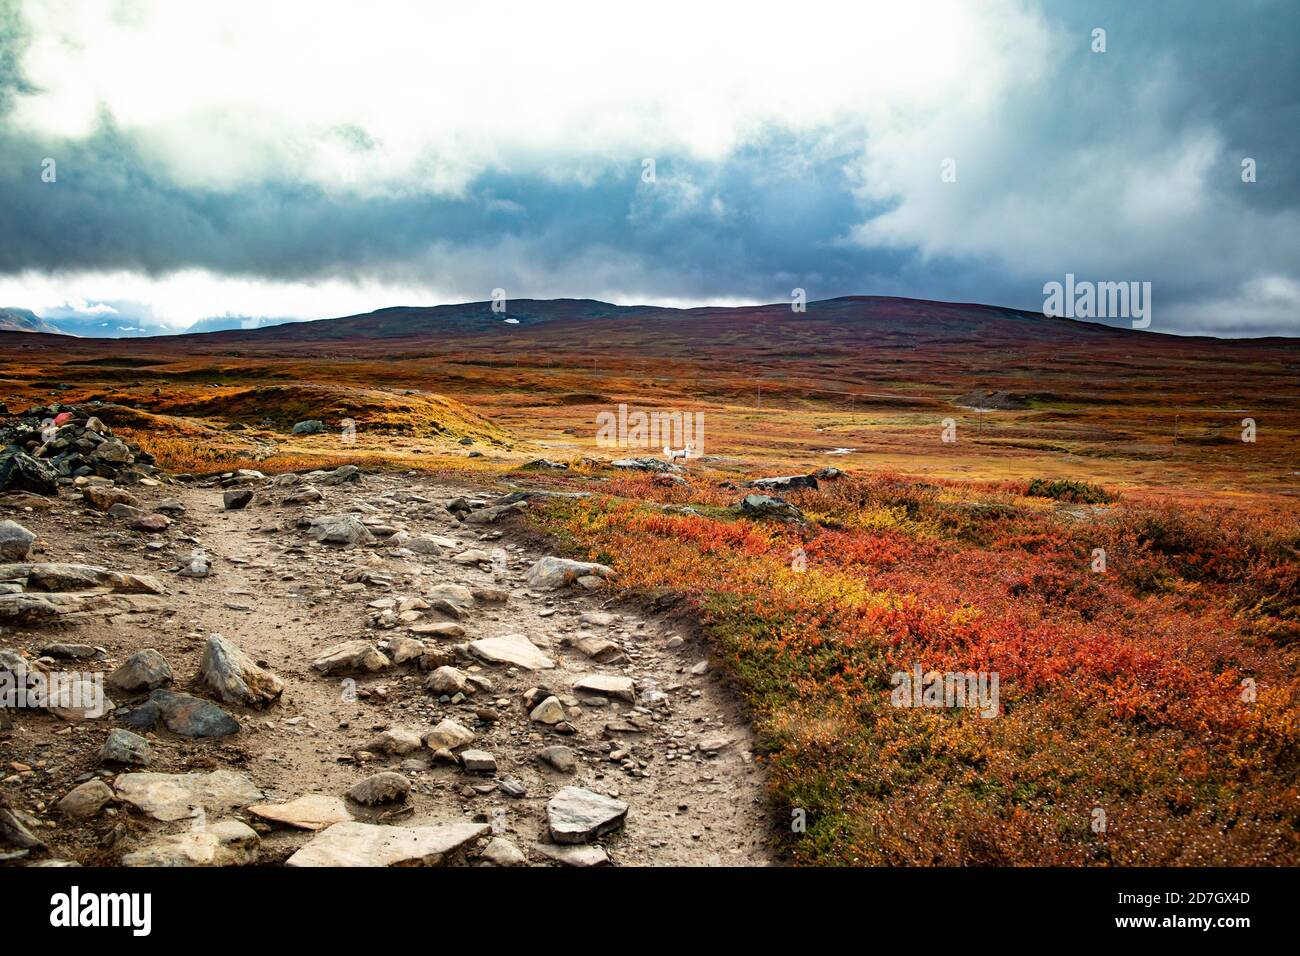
[0,307,64,335]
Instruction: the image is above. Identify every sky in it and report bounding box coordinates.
[0,0,1297,336]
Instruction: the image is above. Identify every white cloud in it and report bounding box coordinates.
[845,47,1300,317]
[0,269,439,327]
[12,0,1046,196]
[1174,275,1300,334]
[6,1,1295,336]
[0,262,759,329]
[62,297,119,315]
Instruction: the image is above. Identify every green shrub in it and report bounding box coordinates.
[1025,477,1115,504]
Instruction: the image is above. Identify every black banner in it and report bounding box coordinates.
[2,866,1280,942]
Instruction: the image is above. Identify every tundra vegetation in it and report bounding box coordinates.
[1,297,1295,865]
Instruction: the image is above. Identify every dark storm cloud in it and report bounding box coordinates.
[0,0,1297,335]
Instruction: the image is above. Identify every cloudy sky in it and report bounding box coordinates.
[1,0,1297,335]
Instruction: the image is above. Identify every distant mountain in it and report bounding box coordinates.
[171,298,667,343]
[1,308,303,338]
[162,295,1151,349]
[0,307,65,334]
[183,315,302,334]
[38,314,164,337]
[11,296,1293,350]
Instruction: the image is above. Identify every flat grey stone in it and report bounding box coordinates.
[469,634,554,671]
[113,769,264,822]
[121,819,259,867]
[533,843,610,866]
[546,786,629,844]
[573,673,636,702]
[248,793,353,831]
[285,821,490,867]
[459,749,497,774]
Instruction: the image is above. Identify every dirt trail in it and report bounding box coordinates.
[1,470,777,866]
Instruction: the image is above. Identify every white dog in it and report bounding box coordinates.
[663,443,695,466]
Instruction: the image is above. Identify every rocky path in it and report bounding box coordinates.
[1,467,776,866]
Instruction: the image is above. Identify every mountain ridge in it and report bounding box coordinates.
[2,296,1295,346]
[0,307,64,335]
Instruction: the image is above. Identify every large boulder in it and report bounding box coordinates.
[308,515,374,547]
[311,640,390,675]
[525,556,614,590]
[199,634,284,709]
[91,440,133,465]
[222,489,253,510]
[106,649,174,693]
[546,787,629,844]
[124,689,239,738]
[291,420,326,435]
[346,772,410,806]
[422,718,475,751]
[317,465,360,485]
[573,673,636,703]
[0,452,59,496]
[610,457,681,473]
[121,819,259,867]
[0,520,36,561]
[425,665,472,696]
[738,494,804,523]
[469,634,555,671]
[112,769,264,822]
[40,675,114,721]
[82,485,140,512]
[99,728,152,766]
[248,794,352,831]
[57,780,114,820]
[285,821,489,867]
[461,501,527,524]
[746,474,819,492]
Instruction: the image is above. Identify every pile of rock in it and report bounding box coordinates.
[744,467,844,493]
[610,456,683,474]
[0,403,165,495]
[738,494,804,523]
